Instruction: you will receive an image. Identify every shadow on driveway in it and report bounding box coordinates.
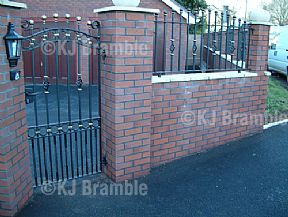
[17,124,288,217]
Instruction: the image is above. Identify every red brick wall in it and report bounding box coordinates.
[150,23,270,168]
[151,75,267,167]
[0,6,33,217]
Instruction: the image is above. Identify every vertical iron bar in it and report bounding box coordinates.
[90,124,93,173]
[231,16,236,69]
[236,18,241,69]
[212,11,218,69]
[185,10,191,71]
[42,137,48,182]
[75,131,79,177]
[225,12,230,69]
[85,128,88,175]
[192,11,197,70]
[65,14,72,179]
[162,11,167,71]
[64,132,68,179]
[41,15,52,183]
[69,126,74,178]
[59,129,64,180]
[42,16,50,126]
[178,9,183,71]
[54,17,61,125]
[76,17,84,176]
[153,13,159,72]
[218,12,224,69]
[30,21,39,129]
[29,21,41,186]
[31,139,38,186]
[39,15,49,182]
[242,21,247,69]
[206,10,211,70]
[170,10,175,71]
[87,22,92,175]
[199,10,205,72]
[96,126,100,172]
[53,134,59,181]
[36,133,43,184]
[246,24,251,70]
[53,15,64,181]
[96,24,102,172]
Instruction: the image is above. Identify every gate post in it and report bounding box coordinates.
[95,6,159,182]
[246,9,271,133]
[0,2,33,216]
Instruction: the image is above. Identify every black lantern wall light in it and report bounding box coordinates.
[4,22,23,68]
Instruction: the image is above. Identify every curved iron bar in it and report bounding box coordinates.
[22,36,100,51]
[22,27,100,40]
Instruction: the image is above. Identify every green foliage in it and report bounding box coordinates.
[175,0,208,11]
[266,76,288,116]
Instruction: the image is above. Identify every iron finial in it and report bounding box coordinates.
[41,15,47,20]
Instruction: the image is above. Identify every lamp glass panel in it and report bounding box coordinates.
[16,40,21,57]
[12,40,17,57]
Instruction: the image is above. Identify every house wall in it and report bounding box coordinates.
[0,5,33,217]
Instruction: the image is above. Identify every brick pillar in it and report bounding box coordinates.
[247,23,271,132]
[96,7,158,182]
[0,4,33,217]
[247,24,270,75]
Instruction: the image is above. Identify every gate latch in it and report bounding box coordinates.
[25,88,41,104]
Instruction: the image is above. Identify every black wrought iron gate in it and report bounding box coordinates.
[21,15,102,187]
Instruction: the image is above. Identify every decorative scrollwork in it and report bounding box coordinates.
[43,76,50,94]
[170,39,175,56]
[91,21,100,29]
[212,39,217,55]
[21,16,101,51]
[230,40,235,55]
[192,41,197,56]
[21,20,31,29]
[76,74,83,91]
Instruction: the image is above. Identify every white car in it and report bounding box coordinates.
[268,26,288,76]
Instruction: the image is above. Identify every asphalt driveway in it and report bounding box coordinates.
[17,124,288,217]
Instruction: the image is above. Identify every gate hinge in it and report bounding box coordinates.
[102,156,108,166]
[102,49,107,62]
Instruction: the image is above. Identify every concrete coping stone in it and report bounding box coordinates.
[152,71,259,84]
[94,6,160,14]
[0,0,27,8]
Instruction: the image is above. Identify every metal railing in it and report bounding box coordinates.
[153,9,251,76]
